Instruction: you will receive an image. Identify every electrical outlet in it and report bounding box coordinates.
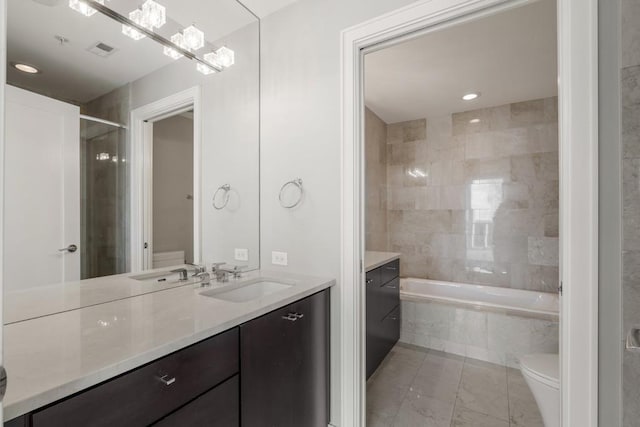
[235,248,249,262]
[271,251,288,266]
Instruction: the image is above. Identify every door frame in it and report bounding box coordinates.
[130,86,202,271]
[339,1,598,427]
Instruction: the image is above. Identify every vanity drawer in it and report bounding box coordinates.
[379,259,399,284]
[31,328,239,427]
[154,375,239,426]
[378,278,400,319]
[380,304,401,354]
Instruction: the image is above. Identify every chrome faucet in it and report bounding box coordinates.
[195,271,211,287]
[170,268,189,281]
[187,263,206,276]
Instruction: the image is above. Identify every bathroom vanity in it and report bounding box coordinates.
[365,252,401,379]
[3,272,332,427]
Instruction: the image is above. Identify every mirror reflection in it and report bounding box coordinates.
[4,0,260,322]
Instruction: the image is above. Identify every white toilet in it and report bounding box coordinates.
[520,353,560,427]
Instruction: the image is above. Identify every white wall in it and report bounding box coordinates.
[152,115,194,263]
[259,0,415,423]
[130,23,260,270]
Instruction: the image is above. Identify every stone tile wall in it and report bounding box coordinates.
[622,0,640,424]
[385,97,559,293]
[365,107,388,251]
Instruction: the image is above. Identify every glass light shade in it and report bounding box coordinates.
[163,33,186,60]
[215,46,234,68]
[69,0,104,17]
[122,8,152,40]
[141,0,166,29]
[183,25,204,51]
[196,62,217,75]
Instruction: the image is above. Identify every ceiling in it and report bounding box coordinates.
[364,0,557,124]
[7,0,284,104]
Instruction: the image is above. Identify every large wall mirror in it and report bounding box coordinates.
[4,0,259,300]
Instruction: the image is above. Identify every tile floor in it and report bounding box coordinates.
[366,343,544,427]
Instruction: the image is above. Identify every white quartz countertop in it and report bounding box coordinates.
[365,251,401,272]
[4,265,204,324]
[3,270,334,421]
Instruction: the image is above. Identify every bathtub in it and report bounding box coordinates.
[399,278,559,368]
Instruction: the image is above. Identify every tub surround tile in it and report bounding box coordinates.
[365,108,388,252]
[400,300,559,369]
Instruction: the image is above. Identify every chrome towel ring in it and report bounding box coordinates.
[279,178,304,209]
[213,184,231,210]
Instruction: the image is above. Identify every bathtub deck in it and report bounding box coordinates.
[366,343,544,427]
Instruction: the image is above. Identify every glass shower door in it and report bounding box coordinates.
[80,117,128,279]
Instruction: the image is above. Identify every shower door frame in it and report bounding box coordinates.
[339,1,599,427]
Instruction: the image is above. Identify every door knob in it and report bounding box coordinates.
[58,244,78,253]
[626,327,640,352]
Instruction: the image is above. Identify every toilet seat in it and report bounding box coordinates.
[520,353,559,389]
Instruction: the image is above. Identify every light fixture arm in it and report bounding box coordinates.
[83,0,223,72]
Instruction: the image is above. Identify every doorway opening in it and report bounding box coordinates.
[151,112,195,268]
[130,87,202,272]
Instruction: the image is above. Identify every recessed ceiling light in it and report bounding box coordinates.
[469,118,481,124]
[462,92,479,101]
[13,63,40,74]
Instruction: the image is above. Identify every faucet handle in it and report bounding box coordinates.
[211,262,226,272]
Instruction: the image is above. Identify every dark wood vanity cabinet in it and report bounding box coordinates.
[240,290,329,427]
[366,259,400,379]
[30,328,240,427]
[4,290,330,427]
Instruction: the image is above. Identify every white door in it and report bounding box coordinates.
[4,85,80,291]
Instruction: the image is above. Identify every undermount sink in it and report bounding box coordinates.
[200,279,293,303]
[129,270,186,283]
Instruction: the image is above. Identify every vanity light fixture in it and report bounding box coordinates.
[462,92,480,101]
[183,25,205,51]
[163,33,186,59]
[122,9,151,40]
[13,63,40,74]
[71,0,226,75]
[196,62,217,75]
[213,46,235,68]
[69,0,105,17]
[141,0,166,29]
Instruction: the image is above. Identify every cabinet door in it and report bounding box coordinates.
[154,375,239,427]
[241,290,328,427]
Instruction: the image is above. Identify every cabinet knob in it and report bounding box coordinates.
[366,279,373,285]
[158,374,176,386]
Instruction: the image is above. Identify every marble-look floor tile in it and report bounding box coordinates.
[451,404,510,427]
[392,390,454,427]
[456,358,509,421]
[507,367,545,426]
[409,351,463,402]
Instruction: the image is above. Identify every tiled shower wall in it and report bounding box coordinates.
[621,0,640,423]
[367,97,559,293]
[365,107,388,251]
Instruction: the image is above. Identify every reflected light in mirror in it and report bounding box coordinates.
[68,0,105,17]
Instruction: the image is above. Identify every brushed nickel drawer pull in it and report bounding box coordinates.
[282,314,298,322]
[158,374,176,386]
[293,313,304,319]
